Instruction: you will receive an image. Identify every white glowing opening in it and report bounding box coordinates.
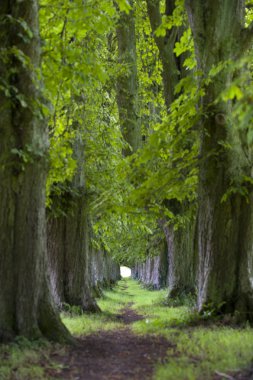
[120,266,131,278]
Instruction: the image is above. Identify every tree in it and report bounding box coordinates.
[115,0,141,155]
[47,136,100,312]
[42,0,121,311]
[146,0,180,108]
[185,0,253,320]
[142,0,197,297]
[0,0,71,341]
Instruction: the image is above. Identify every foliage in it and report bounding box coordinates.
[38,0,253,276]
[38,0,201,265]
[40,0,119,206]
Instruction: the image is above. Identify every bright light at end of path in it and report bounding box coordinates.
[120,266,131,278]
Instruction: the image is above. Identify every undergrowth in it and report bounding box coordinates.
[0,337,62,380]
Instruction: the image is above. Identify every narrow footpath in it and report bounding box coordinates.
[48,284,171,380]
[44,280,253,380]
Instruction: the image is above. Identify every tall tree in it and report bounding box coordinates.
[146,0,180,108]
[145,0,197,297]
[0,0,71,341]
[185,0,253,320]
[47,135,100,312]
[42,0,120,313]
[115,0,141,154]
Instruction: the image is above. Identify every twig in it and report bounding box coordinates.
[214,371,235,380]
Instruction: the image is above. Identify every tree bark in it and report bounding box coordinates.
[64,200,100,312]
[163,220,196,298]
[185,0,253,320]
[0,0,71,342]
[47,138,100,313]
[48,205,121,310]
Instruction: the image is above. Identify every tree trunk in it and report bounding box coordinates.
[48,207,120,310]
[163,220,196,298]
[132,238,168,289]
[47,138,100,313]
[47,217,65,308]
[64,200,100,312]
[47,209,101,313]
[90,249,120,295]
[146,0,197,300]
[0,0,71,342]
[185,0,253,320]
[115,0,141,155]
[146,0,180,109]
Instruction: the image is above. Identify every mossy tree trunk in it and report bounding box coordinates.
[185,0,253,320]
[0,0,71,342]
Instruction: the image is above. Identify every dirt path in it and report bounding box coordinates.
[48,304,172,380]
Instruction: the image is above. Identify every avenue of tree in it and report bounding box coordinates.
[0,0,253,341]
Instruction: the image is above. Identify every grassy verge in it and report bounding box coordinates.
[123,279,253,380]
[62,281,132,335]
[0,337,63,380]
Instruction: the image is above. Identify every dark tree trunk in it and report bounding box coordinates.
[47,209,100,313]
[146,0,180,109]
[48,208,120,310]
[115,0,141,154]
[64,201,100,312]
[185,0,253,320]
[47,138,100,313]
[163,221,196,298]
[0,0,71,342]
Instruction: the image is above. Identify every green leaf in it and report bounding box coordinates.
[115,0,132,13]
[222,84,243,101]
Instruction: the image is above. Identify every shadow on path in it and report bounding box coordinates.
[116,302,144,324]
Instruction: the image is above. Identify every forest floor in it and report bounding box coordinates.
[1,279,253,379]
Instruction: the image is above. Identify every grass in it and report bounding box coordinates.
[155,327,253,380]
[0,278,253,380]
[62,281,131,335]
[0,337,62,380]
[122,279,253,380]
